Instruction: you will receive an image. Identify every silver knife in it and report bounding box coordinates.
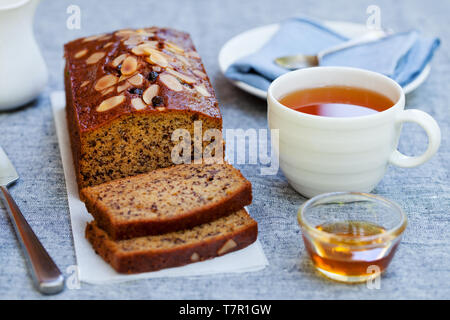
[0,146,64,294]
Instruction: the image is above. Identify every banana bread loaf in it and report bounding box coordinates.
[64,27,222,190]
[80,162,252,240]
[86,208,257,274]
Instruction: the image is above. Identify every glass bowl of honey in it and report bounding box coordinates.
[298,192,407,283]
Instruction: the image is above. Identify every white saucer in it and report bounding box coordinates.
[219,21,430,99]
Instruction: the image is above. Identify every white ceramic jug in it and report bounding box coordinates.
[0,0,47,110]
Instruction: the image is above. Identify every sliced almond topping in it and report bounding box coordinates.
[131,46,146,56]
[142,40,158,48]
[141,32,155,37]
[103,41,114,48]
[152,66,162,73]
[136,29,155,37]
[94,74,118,91]
[143,41,158,51]
[143,41,158,48]
[101,87,115,96]
[97,95,125,112]
[121,56,138,75]
[118,73,134,83]
[159,73,183,92]
[217,239,237,255]
[132,42,158,56]
[190,252,200,262]
[186,51,201,59]
[115,29,135,37]
[74,49,88,59]
[80,80,90,88]
[146,52,169,68]
[165,41,184,54]
[117,81,131,93]
[193,70,207,79]
[143,84,159,104]
[166,68,196,84]
[82,34,106,42]
[128,74,144,86]
[123,36,144,46]
[112,54,128,67]
[131,97,147,110]
[194,84,211,97]
[145,47,172,60]
[123,38,139,46]
[176,54,191,66]
[86,52,105,64]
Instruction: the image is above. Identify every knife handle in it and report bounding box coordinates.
[0,186,64,294]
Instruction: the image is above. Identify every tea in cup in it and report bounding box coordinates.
[267,67,441,198]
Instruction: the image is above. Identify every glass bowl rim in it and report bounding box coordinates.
[297,192,407,243]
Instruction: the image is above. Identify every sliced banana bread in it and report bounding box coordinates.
[80,163,252,240]
[86,208,258,274]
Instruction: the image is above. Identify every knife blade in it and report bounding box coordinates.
[0,146,19,187]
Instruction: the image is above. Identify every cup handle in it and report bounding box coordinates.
[389,109,441,168]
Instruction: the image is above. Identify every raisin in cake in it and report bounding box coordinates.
[86,208,257,274]
[64,27,222,189]
[80,163,252,240]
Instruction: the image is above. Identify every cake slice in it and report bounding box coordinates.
[80,163,252,240]
[86,208,257,274]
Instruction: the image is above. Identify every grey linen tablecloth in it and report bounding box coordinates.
[0,0,448,299]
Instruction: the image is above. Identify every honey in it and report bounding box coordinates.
[303,221,400,281]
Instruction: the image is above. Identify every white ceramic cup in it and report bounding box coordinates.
[267,67,441,198]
